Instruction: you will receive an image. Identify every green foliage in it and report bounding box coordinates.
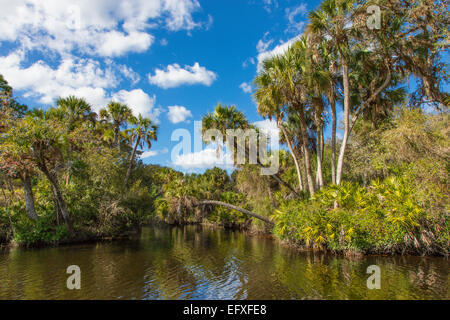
[273,177,448,255]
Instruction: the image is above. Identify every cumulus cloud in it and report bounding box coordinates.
[172,147,234,170]
[167,105,193,123]
[96,31,153,57]
[148,62,217,89]
[0,51,117,105]
[141,147,169,159]
[112,89,160,121]
[0,51,160,121]
[239,82,252,94]
[0,0,203,57]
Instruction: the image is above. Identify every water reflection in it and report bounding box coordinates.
[0,225,448,300]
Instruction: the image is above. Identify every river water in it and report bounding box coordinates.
[0,225,448,300]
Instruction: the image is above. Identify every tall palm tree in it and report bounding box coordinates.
[309,0,355,186]
[99,102,133,150]
[255,39,316,196]
[123,114,158,187]
[305,28,341,184]
[254,70,304,193]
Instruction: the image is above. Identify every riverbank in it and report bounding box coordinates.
[2,217,447,258]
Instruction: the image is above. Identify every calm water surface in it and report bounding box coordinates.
[0,225,448,300]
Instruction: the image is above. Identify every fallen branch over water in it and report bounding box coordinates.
[197,200,274,225]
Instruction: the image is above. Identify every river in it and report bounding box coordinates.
[0,225,448,299]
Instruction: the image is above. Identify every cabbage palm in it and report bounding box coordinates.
[99,102,133,150]
[309,0,355,186]
[202,103,300,197]
[56,96,94,130]
[254,66,304,193]
[255,39,316,196]
[123,114,158,187]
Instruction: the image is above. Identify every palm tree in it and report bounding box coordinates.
[99,102,133,150]
[309,0,396,186]
[56,96,94,130]
[123,114,158,187]
[13,112,74,233]
[309,0,355,186]
[202,103,300,197]
[255,40,316,196]
[254,70,304,193]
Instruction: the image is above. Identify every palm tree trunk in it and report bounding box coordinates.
[124,136,140,187]
[20,173,39,221]
[330,97,337,184]
[297,108,315,196]
[279,123,303,192]
[198,200,273,225]
[114,124,120,150]
[39,164,73,234]
[316,125,324,190]
[336,60,350,186]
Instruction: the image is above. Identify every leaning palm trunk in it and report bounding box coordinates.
[124,136,140,187]
[279,122,303,192]
[39,165,73,234]
[296,108,315,196]
[20,173,39,220]
[197,200,274,225]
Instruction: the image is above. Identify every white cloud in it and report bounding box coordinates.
[141,147,169,159]
[116,64,141,85]
[261,0,279,13]
[0,0,203,57]
[256,32,274,53]
[167,105,193,123]
[242,57,256,68]
[0,51,117,105]
[256,35,302,72]
[285,4,308,34]
[112,89,160,121]
[148,62,217,89]
[173,147,234,170]
[0,51,160,121]
[96,31,153,57]
[239,82,252,94]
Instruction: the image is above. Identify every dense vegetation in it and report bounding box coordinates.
[0,0,448,256]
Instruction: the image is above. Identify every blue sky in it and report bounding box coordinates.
[1,1,444,173]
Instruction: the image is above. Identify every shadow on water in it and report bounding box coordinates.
[0,225,448,300]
